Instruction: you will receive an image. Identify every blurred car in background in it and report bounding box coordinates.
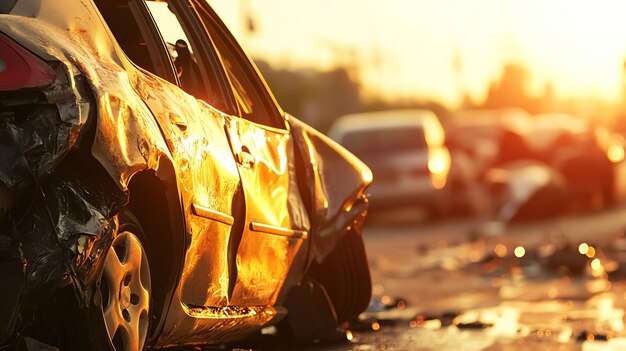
[448,110,621,222]
[445,109,533,217]
[529,113,616,206]
[447,109,532,175]
[329,110,452,217]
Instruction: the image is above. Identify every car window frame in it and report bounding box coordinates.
[159,0,238,115]
[124,0,180,85]
[188,0,288,131]
[99,0,239,115]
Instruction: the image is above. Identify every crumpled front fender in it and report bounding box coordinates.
[287,116,372,263]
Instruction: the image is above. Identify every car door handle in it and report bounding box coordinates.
[236,148,255,168]
[169,112,188,132]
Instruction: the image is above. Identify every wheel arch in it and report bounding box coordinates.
[125,157,186,342]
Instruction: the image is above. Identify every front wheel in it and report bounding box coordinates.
[279,229,371,341]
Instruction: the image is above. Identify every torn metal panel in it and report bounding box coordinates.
[0,4,173,188]
[0,154,126,344]
[0,20,124,284]
[8,160,126,295]
[287,115,372,263]
[0,59,87,188]
[0,6,161,342]
[1,0,373,347]
[0,47,114,303]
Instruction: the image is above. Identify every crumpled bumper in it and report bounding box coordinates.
[0,162,125,344]
[0,59,126,343]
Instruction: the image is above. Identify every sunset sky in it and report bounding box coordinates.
[209,0,626,107]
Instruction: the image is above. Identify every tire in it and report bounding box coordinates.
[309,229,372,324]
[61,210,152,351]
[278,229,371,342]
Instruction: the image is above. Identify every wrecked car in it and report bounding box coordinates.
[449,110,618,222]
[0,0,372,349]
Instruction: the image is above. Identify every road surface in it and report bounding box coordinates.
[320,205,626,351]
[222,203,626,351]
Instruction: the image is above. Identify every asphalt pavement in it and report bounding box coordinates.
[313,203,626,351]
[208,159,626,350]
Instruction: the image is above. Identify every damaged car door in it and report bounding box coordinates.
[224,118,311,306]
[135,1,245,310]
[193,2,312,307]
[94,0,244,310]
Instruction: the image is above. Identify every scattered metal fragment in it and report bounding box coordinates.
[576,330,610,342]
[412,312,459,328]
[455,321,493,329]
[367,295,409,313]
[545,244,589,276]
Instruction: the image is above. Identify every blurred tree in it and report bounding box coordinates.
[255,60,451,132]
[255,60,362,132]
[482,63,540,113]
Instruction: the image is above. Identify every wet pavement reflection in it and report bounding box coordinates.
[211,205,626,351]
[321,205,626,351]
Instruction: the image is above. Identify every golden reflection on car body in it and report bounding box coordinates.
[0,0,372,349]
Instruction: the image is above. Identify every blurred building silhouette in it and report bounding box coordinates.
[483,64,535,113]
[477,63,558,115]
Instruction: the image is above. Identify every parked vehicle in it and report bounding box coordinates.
[450,111,617,221]
[447,109,532,175]
[0,0,372,349]
[529,114,615,206]
[329,110,451,216]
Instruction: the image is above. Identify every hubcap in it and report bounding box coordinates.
[120,286,131,309]
[101,231,151,351]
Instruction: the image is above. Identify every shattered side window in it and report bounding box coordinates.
[0,0,17,13]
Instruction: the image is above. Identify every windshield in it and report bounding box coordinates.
[0,0,16,13]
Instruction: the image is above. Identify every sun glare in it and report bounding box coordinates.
[210,0,626,106]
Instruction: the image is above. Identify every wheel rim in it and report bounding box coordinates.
[101,231,151,351]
